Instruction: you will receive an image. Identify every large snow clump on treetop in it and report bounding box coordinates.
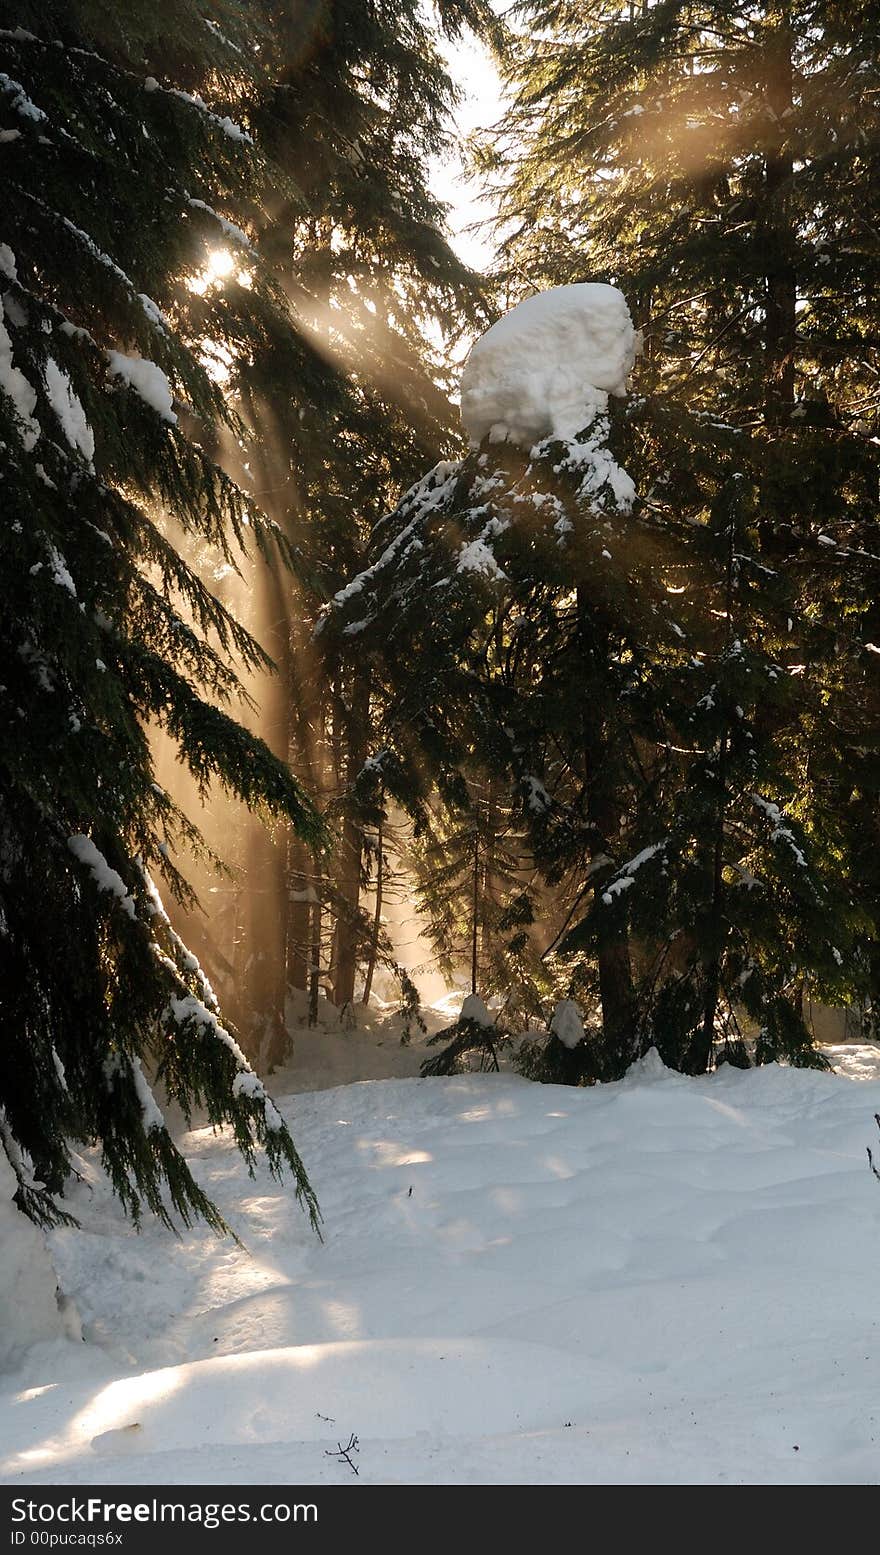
[460,282,639,449]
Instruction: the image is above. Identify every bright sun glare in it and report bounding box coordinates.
[186,247,252,298]
[207,246,235,281]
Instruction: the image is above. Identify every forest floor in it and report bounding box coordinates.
[1,1009,880,1486]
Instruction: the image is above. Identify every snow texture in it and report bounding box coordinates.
[46,545,77,598]
[0,72,46,124]
[43,359,94,461]
[459,992,493,1027]
[166,995,282,1132]
[0,1142,65,1372]
[456,517,510,580]
[523,775,551,813]
[552,416,637,512]
[323,460,461,628]
[2,1053,880,1482]
[460,283,639,448]
[0,243,17,281]
[67,836,136,918]
[106,351,176,424]
[751,794,808,870]
[143,78,252,143]
[601,840,668,905]
[186,198,253,251]
[0,296,39,450]
[130,1059,165,1135]
[549,998,585,1050]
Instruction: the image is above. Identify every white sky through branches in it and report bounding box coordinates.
[431,26,506,273]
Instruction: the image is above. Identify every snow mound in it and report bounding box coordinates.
[460,283,639,449]
[0,1145,66,1371]
[623,1044,676,1084]
[1,1338,627,1478]
[549,998,585,1050]
[459,993,493,1027]
[5,1060,880,1484]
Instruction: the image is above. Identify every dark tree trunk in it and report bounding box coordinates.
[576,587,637,1074]
[362,810,383,1006]
[480,781,498,973]
[308,852,323,1028]
[470,831,480,996]
[331,667,370,1008]
[763,5,796,425]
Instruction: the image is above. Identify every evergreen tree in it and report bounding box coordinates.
[409,776,527,1002]
[421,992,510,1076]
[475,0,880,1056]
[162,0,500,1056]
[323,283,862,1076]
[0,3,323,1228]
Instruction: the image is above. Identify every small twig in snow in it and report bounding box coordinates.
[325,1432,359,1475]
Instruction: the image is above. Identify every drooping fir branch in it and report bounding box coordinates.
[0,3,334,1230]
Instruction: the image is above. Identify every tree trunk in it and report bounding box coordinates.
[577,587,637,1073]
[286,616,323,997]
[763,5,796,425]
[362,810,384,1006]
[470,831,480,995]
[286,837,314,994]
[480,781,498,973]
[331,667,370,1008]
[225,553,291,1071]
[308,851,323,1027]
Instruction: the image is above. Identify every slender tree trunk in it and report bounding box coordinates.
[332,667,370,1008]
[577,587,637,1073]
[287,838,313,994]
[470,831,480,995]
[688,498,738,1074]
[763,5,796,425]
[480,782,497,972]
[362,810,383,1006]
[286,617,322,997]
[225,553,291,1071]
[688,727,729,1074]
[308,851,323,1027]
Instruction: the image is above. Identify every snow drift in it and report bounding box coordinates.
[0,1144,67,1370]
[3,1052,880,1484]
[459,282,639,448]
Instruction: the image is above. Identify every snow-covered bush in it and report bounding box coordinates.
[420,994,509,1076]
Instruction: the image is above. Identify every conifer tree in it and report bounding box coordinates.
[0,3,323,1228]
[323,282,863,1076]
[476,0,880,1058]
[409,777,525,1000]
[165,0,501,1052]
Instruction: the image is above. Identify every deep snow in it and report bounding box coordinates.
[2,1042,880,1486]
[0,1146,67,1371]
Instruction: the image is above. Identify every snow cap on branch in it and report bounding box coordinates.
[460,993,493,1027]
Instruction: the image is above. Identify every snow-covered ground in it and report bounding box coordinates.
[2,1036,880,1486]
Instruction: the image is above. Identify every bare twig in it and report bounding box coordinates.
[325,1432,360,1476]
